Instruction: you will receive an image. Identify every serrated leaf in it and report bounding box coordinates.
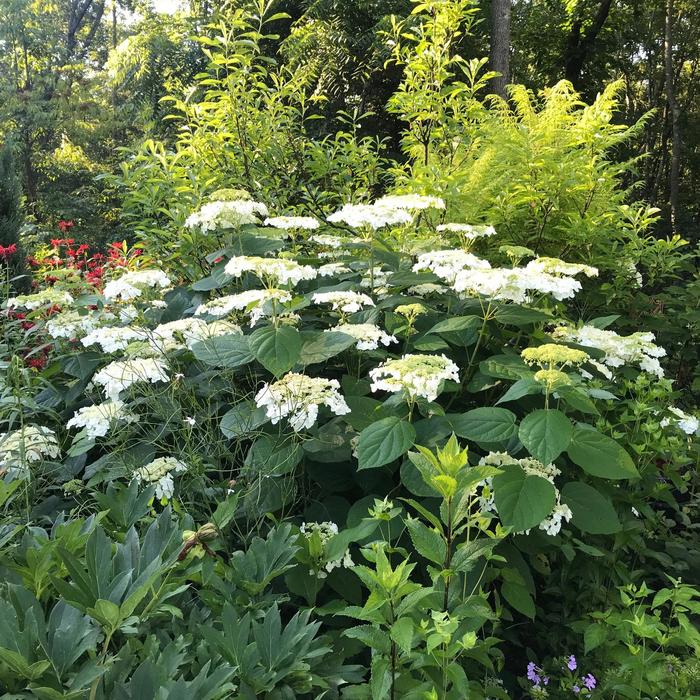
[300,330,356,365]
[567,427,639,479]
[449,407,518,443]
[249,325,301,376]
[390,617,414,654]
[221,401,268,438]
[493,466,556,532]
[519,409,572,463]
[190,334,252,368]
[405,518,446,565]
[356,417,415,470]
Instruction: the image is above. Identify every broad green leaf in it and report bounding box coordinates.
[451,538,499,573]
[493,305,552,326]
[405,518,446,566]
[221,401,268,438]
[428,315,480,334]
[493,466,556,532]
[249,325,301,376]
[501,582,535,618]
[519,409,572,464]
[356,417,416,470]
[300,331,356,365]
[244,435,303,477]
[584,623,608,653]
[190,334,252,368]
[567,426,639,479]
[449,407,518,443]
[390,617,414,654]
[496,377,540,404]
[561,482,621,534]
[480,354,531,380]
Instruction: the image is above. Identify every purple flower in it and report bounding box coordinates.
[572,686,580,695]
[543,676,550,686]
[527,661,541,686]
[583,673,597,690]
[567,655,578,671]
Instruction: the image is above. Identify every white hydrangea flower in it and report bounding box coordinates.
[118,305,139,323]
[254,373,351,431]
[661,406,699,435]
[525,257,599,278]
[311,291,375,313]
[185,199,268,231]
[184,320,243,348]
[6,288,73,310]
[81,326,147,353]
[66,400,136,438]
[328,323,397,350]
[93,358,170,400]
[408,283,448,296]
[133,457,187,500]
[374,194,445,211]
[224,256,317,286]
[318,263,352,277]
[369,354,460,402]
[300,521,354,578]
[359,269,391,291]
[194,289,292,320]
[46,310,101,339]
[413,249,491,284]
[538,503,573,536]
[103,270,171,302]
[552,325,666,378]
[436,223,497,240]
[0,426,60,468]
[264,216,320,230]
[327,202,414,229]
[310,234,348,249]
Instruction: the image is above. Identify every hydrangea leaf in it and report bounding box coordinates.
[518,409,573,464]
[190,334,252,368]
[560,481,621,534]
[566,426,639,479]
[356,417,416,470]
[249,326,302,376]
[449,408,518,443]
[493,466,556,532]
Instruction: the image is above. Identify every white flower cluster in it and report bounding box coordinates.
[478,452,573,536]
[224,256,317,287]
[7,288,73,310]
[329,323,397,350]
[299,521,354,578]
[311,291,375,313]
[194,289,292,326]
[255,373,351,431]
[437,223,497,240]
[264,216,320,230]
[375,194,445,211]
[413,249,491,284]
[185,199,269,231]
[148,318,242,351]
[0,426,60,477]
[327,202,414,230]
[552,324,667,378]
[318,263,352,277]
[46,309,104,339]
[81,326,146,353]
[661,406,699,436]
[408,283,448,296]
[369,354,460,402]
[310,234,348,249]
[133,457,187,500]
[525,257,598,278]
[93,357,170,400]
[103,269,171,302]
[67,400,136,438]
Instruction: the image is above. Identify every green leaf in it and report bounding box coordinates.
[221,401,268,438]
[584,623,608,653]
[496,377,540,404]
[493,305,552,326]
[450,408,518,443]
[451,538,499,573]
[561,482,621,534]
[404,518,446,566]
[356,417,416,470]
[428,315,481,334]
[518,409,572,464]
[300,331,356,365]
[493,466,556,532]
[211,493,239,530]
[244,435,303,477]
[190,334,253,368]
[249,325,301,376]
[390,617,414,654]
[567,426,639,479]
[88,599,121,630]
[501,582,535,618]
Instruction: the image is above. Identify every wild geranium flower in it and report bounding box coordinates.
[185,199,269,231]
[413,249,491,284]
[224,255,317,287]
[7,288,74,310]
[0,426,60,468]
[552,324,667,378]
[254,373,351,431]
[102,269,171,302]
[81,326,147,353]
[327,202,414,230]
[264,216,320,230]
[369,354,460,402]
[133,457,186,500]
[311,291,375,314]
[67,400,136,438]
[194,289,292,322]
[93,357,170,400]
[328,323,397,350]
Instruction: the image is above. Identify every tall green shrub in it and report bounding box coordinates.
[0,143,26,289]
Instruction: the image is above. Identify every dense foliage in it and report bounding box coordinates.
[1,1,699,699]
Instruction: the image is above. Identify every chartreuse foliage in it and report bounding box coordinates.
[0,2,698,699]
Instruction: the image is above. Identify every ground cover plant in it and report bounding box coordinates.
[1,1,699,699]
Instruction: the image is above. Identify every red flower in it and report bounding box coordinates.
[58,220,75,233]
[25,356,47,370]
[76,244,90,256]
[0,243,17,261]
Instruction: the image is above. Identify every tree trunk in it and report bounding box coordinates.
[489,0,511,99]
[664,0,681,234]
[563,0,613,87]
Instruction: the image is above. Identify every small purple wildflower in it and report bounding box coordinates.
[527,661,541,685]
[572,686,580,695]
[583,673,597,690]
[567,655,578,671]
[543,676,550,686]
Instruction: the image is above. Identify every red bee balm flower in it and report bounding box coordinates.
[57,220,75,233]
[0,243,17,261]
